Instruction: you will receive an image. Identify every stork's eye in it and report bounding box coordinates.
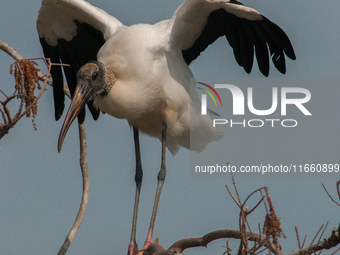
[92,71,98,80]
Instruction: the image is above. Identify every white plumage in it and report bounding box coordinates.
[93,22,221,153]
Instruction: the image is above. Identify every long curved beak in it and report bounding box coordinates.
[58,80,94,152]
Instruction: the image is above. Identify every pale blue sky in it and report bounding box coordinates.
[1,0,339,255]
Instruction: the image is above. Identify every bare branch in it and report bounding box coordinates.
[0,41,52,86]
[1,40,86,255]
[289,225,340,255]
[0,40,24,61]
[57,122,89,255]
[237,188,267,255]
[159,229,284,255]
[226,182,268,254]
[0,40,69,97]
[238,210,249,255]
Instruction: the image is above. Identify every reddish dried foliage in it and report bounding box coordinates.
[262,187,286,250]
[10,59,41,130]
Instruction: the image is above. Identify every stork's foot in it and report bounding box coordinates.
[127,240,139,255]
[142,230,153,250]
[140,238,165,255]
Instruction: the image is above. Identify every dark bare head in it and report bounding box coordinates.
[58,61,116,152]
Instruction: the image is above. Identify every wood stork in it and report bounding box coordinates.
[37,0,295,254]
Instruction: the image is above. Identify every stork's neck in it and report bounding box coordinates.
[101,67,116,95]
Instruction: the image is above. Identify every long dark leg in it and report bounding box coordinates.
[127,127,143,255]
[143,123,167,248]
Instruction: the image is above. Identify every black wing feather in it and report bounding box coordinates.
[182,5,295,76]
[238,19,255,74]
[40,38,65,120]
[40,21,105,122]
[249,20,270,76]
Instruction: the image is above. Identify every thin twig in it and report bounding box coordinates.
[309,224,324,247]
[225,184,242,208]
[330,246,340,255]
[258,223,262,243]
[317,222,329,244]
[301,232,307,250]
[249,196,265,215]
[260,189,269,215]
[0,89,9,98]
[242,187,267,215]
[296,226,302,250]
[2,98,13,125]
[254,247,269,255]
[231,170,242,205]
[222,240,232,255]
[322,183,340,206]
[0,108,7,124]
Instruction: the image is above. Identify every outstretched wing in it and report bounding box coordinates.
[37,0,124,122]
[169,0,296,76]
